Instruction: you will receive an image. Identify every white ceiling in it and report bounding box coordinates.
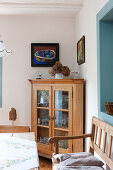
[0,0,84,16]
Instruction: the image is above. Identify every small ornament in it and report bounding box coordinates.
[71,71,79,79]
[38,118,40,124]
[9,108,17,121]
[35,71,42,79]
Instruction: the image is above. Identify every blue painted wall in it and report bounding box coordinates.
[100,21,113,112]
[97,0,113,125]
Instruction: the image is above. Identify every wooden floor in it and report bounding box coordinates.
[39,156,52,170]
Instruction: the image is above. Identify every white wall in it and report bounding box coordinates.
[0,0,109,154]
[0,15,76,126]
[75,0,109,151]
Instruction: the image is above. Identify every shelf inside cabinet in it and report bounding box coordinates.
[37,107,49,110]
[37,140,49,145]
[54,127,69,132]
[37,125,49,129]
[54,108,69,112]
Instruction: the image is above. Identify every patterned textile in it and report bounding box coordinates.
[0,135,39,170]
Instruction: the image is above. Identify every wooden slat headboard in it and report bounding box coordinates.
[0,125,30,133]
[90,117,113,170]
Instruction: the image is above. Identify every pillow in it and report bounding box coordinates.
[59,152,104,167]
[53,153,71,163]
[53,152,92,163]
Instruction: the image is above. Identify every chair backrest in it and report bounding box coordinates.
[90,116,113,169]
[0,125,30,133]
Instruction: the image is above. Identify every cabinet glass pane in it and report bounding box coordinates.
[37,91,49,108]
[54,130,68,149]
[55,111,68,129]
[37,109,49,126]
[37,127,49,145]
[55,91,69,109]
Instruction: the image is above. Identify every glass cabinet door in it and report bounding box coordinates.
[55,91,69,129]
[37,91,49,127]
[35,86,52,151]
[52,86,72,153]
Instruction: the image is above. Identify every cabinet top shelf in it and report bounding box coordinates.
[29,79,84,84]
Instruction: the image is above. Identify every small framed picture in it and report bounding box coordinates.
[31,43,59,67]
[77,36,85,65]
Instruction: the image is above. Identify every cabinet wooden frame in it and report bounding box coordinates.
[29,79,84,158]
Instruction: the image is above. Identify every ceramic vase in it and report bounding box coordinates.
[55,73,63,79]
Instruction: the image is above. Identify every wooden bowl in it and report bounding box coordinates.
[105,103,113,115]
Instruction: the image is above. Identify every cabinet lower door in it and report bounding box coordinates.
[52,85,73,153]
[33,85,52,156]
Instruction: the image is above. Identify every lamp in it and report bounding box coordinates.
[0,40,11,57]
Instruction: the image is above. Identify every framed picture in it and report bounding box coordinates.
[77,36,85,65]
[31,43,59,67]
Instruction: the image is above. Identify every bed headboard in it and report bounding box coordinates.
[0,125,30,133]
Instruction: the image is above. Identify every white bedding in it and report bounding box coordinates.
[0,135,39,170]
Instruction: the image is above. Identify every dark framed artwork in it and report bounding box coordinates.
[31,43,59,67]
[77,36,85,65]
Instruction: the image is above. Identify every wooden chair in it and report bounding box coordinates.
[49,116,113,170]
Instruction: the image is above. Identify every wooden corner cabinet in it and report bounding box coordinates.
[29,79,84,158]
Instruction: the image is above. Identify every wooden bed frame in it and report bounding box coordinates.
[49,116,113,170]
[0,125,30,133]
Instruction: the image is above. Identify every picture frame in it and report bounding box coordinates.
[31,43,59,67]
[77,36,85,65]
